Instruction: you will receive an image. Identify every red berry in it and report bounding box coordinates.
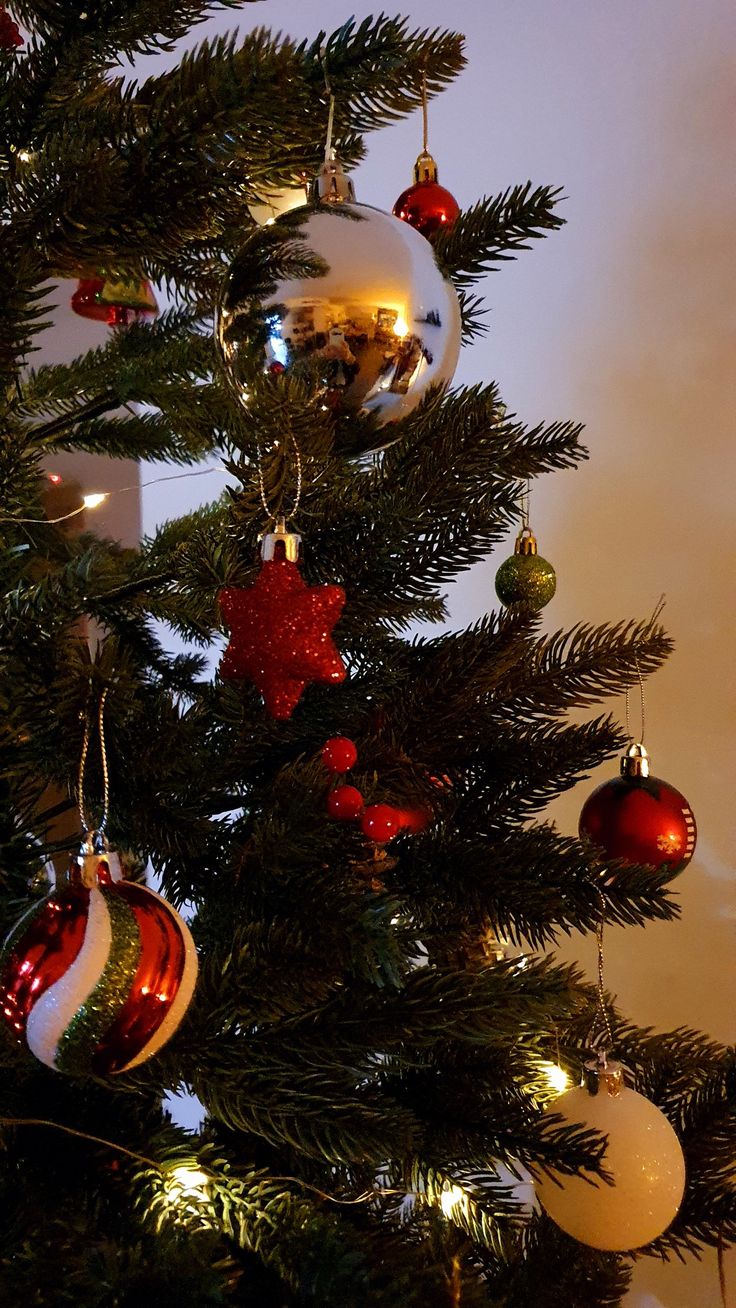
[321,736,358,773]
[397,806,431,834]
[327,785,364,821]
[361,804,402,844]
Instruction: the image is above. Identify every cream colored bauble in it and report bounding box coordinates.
[248,185,308,226]
[216,197,461,437]
[536,1064,686,1250]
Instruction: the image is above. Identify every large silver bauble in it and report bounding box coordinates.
[216,202,462,432]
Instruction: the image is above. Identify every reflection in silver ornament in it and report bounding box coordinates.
[216,202,461,430]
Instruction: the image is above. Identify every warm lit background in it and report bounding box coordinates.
[43,2,736,1303]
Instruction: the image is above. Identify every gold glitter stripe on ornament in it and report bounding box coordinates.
[56,889,141,1076]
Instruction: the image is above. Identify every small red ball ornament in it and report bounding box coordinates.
[361,804,403,845]
[219,519,346,720]
[579,743,696,875]
[327,785,364,821]
[393,151,460,241]
[322,737,358,773]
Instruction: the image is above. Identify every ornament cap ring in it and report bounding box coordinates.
[621,742,650,778]
[515,526,538,557]
[584,1055,624,1099]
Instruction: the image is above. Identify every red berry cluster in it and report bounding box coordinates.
[321,737,430,845]
[0,6,22,48]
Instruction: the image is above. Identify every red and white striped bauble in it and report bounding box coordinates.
[0,841,197,1076]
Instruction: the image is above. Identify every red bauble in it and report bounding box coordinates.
[71,278,109,322]
[393,180,460,240]
[0,6,22,48]
[361,804,403,844]
[579,746,696,874]
[393,151,460,241]
[322,736,358,773]
[327,785,364,821]
[219,555,346,720]
[0,845,197,1076]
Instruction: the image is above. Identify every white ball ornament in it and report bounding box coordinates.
[217,156,461,441]
[248,183,308,226]
[536,1061,686,1251]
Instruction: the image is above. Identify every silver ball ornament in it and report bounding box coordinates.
[216,199,461,437]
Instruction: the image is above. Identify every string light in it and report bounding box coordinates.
[0,465,230,526]
[439,1182,469,1219]
[162,1164,211,1213]
[539,1061,571,1097]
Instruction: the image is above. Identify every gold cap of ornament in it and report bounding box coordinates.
[621,741,650,779]
[413,149,439,185]
[310,151,356,205]
[583,1055,624,1098]
[260,516,301,563]
[514,526,538,557]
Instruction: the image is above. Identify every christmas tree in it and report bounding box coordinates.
[1,6,734,1305]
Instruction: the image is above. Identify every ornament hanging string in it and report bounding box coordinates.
[421,69,429,153]
[588,894,614,1056]
[255,431,303,528]
[718,1228,729,1308]
[624,653,646,747]
[77,687,109,838]
[521,479,531,531]
[319,45,336,162]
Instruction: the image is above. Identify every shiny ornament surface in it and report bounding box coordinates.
[361,804,403,844]
[536,1072,686,1250]
[322,736,358,773]
[216,202,461,431]
[327,785,364,821]
[393,180,460,240]
[579,771,696,875]
[0,848,197,1075]
[248,183,308,226]
[219,559,346,719]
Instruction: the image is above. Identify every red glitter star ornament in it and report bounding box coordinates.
[219,520,346,719]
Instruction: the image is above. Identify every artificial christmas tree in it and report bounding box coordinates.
[0,7,733,1307]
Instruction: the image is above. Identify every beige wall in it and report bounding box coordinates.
[45,3,735,1302]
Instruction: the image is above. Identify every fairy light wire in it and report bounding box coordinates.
[0,465,230,526]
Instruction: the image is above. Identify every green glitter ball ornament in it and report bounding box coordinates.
[495,527,556,608]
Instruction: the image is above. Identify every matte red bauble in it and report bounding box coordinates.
[0,840,197,1076]
[361,804,403,845]
[322,737,358,773]
[392,151,460,241]
[579,743,696,875]
[327,785,364,821]
[219,520,346,720]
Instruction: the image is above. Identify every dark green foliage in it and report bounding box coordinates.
[0,4,732,1306]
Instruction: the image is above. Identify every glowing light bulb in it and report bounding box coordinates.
[540,1061,571,1097]
[82,492,108,510]
[17,149,33,164]
[163,1164,211,1209]
[440,1183,467,1219]
[392,313,409,338]
[47,473,63,485]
